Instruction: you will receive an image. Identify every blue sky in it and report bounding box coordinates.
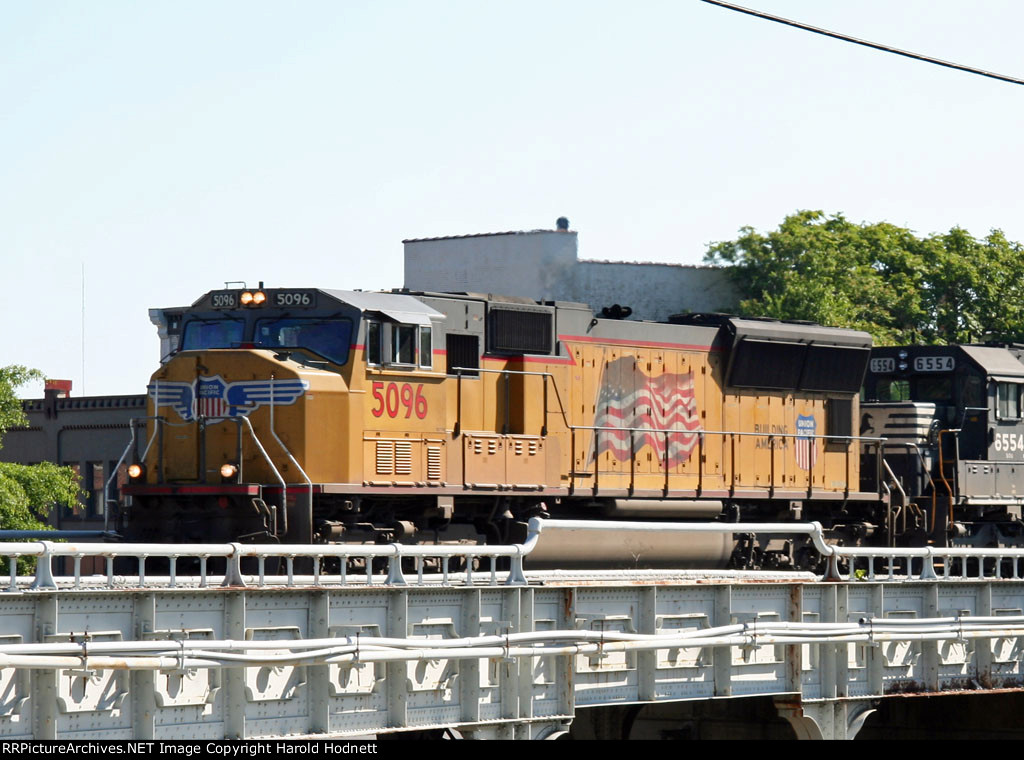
[3,1,1024,395]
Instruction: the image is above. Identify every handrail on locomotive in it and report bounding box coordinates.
[453,364,889,500]
[107,286,1024,568]
[115,362,894,573]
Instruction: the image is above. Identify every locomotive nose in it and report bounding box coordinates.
[146,349,348,487]
[149,350,313,426]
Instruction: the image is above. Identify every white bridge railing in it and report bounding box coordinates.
[3,518,1024,590]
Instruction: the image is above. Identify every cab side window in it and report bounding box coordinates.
[959,373,984,408]
[997,382,1021,420]
[419,327,432,369]
[391,324,416,365]
[366,319,433,370]
[366,321,382,365]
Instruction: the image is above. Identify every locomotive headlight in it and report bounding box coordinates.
[127,463,144,480]
[898,362,909,371]
[220,463,238,480]
[240,291,254,306]
[252,290,266,305]
[898,350,909,360]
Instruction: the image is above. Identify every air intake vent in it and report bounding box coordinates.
[447,334,479,376]
[801,345,869,393]
[375,442,394,475]
[729,340,806,390]
[488,308,552,354]
[427,446,442,481]
[394,441,413,475]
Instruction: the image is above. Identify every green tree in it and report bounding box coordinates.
[0,366,79,536]
[705,211,1024,345]
[921,228,1024,344]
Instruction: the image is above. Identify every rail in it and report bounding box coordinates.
[7,518,1024,590]
[269,373,312,539]
[878,441,933,536]
[104,415,165,532]
[1,523,542,591]
[881,458,907,541]
[535,519,1024,583]
[938,428,961,529]
[451,365,887,500]
[123,405,293,535]
[567,426,886,499]
[879,440,935,494]
[451,366,571,436]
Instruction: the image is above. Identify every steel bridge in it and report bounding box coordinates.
[2,520,1024,740]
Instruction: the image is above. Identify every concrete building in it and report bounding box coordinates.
[403,220,739,322]
[0,380,144,534]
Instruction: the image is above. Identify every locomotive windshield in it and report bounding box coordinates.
[181,318,245,350]
[916,376,953,403]
[255,317,354,365]
[873,378,910,402]
[178,314,355,365]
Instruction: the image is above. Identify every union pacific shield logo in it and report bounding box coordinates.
[148,376,309,422]
[795,414,817,470]
[196,377,229,419]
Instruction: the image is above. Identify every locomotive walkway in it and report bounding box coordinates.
[0,520,1023,740]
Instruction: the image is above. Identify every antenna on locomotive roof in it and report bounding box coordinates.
[81,262,86,396]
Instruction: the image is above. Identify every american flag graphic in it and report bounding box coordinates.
[795,414,818,470]
[590,356,701,469]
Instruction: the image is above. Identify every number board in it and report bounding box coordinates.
[870,357,895,374]
[210,292,238,309]
[271,291,317,308]
[913,356,955,372]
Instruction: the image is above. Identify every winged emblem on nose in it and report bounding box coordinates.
[147,376,309,422]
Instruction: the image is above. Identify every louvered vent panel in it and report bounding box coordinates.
[427,446,442,481]
[375,441,394,475]
[395,441,413,475]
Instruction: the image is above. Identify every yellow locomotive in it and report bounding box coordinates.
[123,285,880,567]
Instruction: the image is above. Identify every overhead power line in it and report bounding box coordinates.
[701,0,1024,86]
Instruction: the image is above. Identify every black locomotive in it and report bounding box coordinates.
[862,343,1024,547]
